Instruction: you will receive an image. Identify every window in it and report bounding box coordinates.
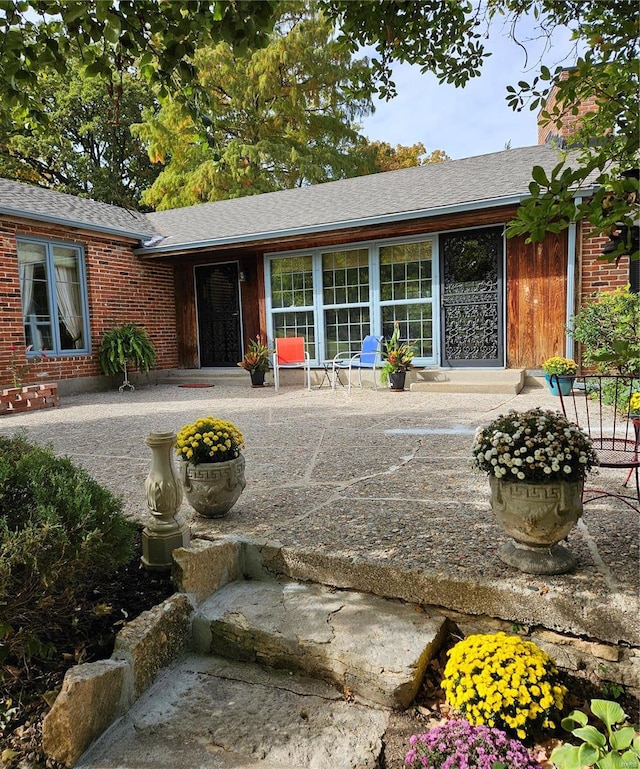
[269,254,316,359]
[322,248,370,360]
[379,240,434,358]
[17,239,89,354]
[266,237,437,365]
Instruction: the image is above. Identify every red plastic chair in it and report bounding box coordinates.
[273,337,311,391]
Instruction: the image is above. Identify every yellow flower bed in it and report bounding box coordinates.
[441,632,566,739]
[176,416,244,465]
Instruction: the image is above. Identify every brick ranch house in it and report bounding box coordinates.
[0,131,634,393]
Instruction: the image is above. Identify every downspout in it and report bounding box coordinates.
[565,197,580,359]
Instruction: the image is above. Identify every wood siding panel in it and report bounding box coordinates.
[174,263,198,368]
[507,231,568,369]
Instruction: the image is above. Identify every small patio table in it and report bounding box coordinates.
[317,360,345,389]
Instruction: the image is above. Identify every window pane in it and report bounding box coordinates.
[271,256,313,309]
[324,306,370,360]
[380,240,433,301]
[53,247,85,349]
[273,310,315,359]
[18,242,52,352]
[382,303,433,358]
[321,249,369,307]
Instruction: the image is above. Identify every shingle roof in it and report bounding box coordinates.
[0,178,158,240]
[141,145,594,253]
[0,145,597,252]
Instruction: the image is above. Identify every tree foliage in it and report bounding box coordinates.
[497,0,639,260]
[364,141,450,173]
[0,49,160,208]
[0,0,637,254]
[135,7,377,208]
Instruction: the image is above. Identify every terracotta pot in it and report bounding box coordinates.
[180,455,246,518]
[489,475,583,574]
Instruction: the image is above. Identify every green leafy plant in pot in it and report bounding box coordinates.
[238,335,272,387]
[99,323,157,391]
[380,322,415,390]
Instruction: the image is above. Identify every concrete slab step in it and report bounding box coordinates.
[192,580,447,709]
[76,654,389,769]
[410,368,526,394]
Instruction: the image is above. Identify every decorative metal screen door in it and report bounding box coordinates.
[195,263,242,367]
[439,227,503,367]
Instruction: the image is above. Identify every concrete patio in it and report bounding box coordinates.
[1,376,637,652]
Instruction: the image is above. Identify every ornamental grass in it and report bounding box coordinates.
[176,416,244,464]
[441,632,567,740]
[404,720,543,769]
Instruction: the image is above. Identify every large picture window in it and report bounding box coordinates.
[266,237,437,365]
[17,239,89,355]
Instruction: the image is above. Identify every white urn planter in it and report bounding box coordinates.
[490,476,583,575]
[180,455,246,518]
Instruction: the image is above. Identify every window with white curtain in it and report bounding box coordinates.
[17,239,89,354]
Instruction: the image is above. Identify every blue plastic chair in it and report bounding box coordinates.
[331,335,382,393]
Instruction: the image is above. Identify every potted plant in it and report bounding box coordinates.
[99,323,157,391]
[175,416,246,517]
[380,322,415,391]
[541,356,578,396]
[471,407,598,574]
[238,335,272,387]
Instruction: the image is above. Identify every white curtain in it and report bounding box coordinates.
[54,263,83,348]
[17,244,46,349]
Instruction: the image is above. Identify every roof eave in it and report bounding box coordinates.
[135,190,596,257]
[0,206,150,242]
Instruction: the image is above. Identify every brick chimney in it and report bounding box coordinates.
[538,70,600,146]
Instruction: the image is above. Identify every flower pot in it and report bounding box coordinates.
[180,455,246,518]
[388,371,406,391]
[489,476,583,574]
[544,374,574,396]
[250,370,266,387]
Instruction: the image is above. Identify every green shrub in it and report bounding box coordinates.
[441,632,567,739]
[571,287,640,375]
[0,434,135,666]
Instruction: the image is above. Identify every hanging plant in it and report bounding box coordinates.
[99,324,157,389]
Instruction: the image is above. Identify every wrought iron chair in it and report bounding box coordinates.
[273,337,311,391]
[330,335,383,393]
[553,374,640,511]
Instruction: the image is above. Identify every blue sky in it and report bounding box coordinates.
[360,16,579,160]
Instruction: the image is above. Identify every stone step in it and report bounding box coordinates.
[76,654,389,769]
[410,367,526,394]
[192,580,447,709]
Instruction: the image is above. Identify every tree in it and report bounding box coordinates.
[498,1,640,262]
[364,141,450,172]
[0,1,637,254]
[135,8,376,209]
[0,51,160,208]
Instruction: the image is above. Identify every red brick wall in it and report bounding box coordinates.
[0,216,178,387]
[579,220,630,301]
[538,76,599,145]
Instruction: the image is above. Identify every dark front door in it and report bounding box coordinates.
[440,226,503,367]
[195,263,242,367]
